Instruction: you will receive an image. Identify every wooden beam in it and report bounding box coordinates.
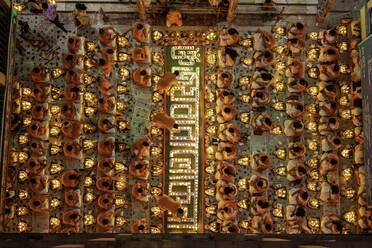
[136,0,147,21]
[316,0,337,23]
[226,0,237,22]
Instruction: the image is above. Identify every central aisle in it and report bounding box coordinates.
[163,45,205,233]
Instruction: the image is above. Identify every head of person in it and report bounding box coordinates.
[42,3,48,10]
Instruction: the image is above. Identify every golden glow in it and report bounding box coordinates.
[272,126,282,135]
[239,95,251,103]
[205,165,215,174]
[239,76,250,87]
[205,187,215,197]
[18,134,29,145]
[84,158,95,169]
[237,178,248,190]
[273,27,285,36]
[239,38,252,47]
[115,177,127,191]
[152,30,163,41]
[50,163,63,174]
[151,147,162,157]
[308,86,319,96]
[342,187,356,199]
[342,129,354,139]
[19,190,29,200]
[115,216,127,227]
[83,176,94,187]
[337,25,348,36]
[206,49,216,65]
[117,101,128,111]
[339,96,349,106]
[275,187,287,198]
[307,48,319,61]
[308,32,319,40]
[272,102,285,111]
[118,52,130,62]
[84,192,95,203]
[237,157,249,167]
[344,211,357,223]
[83,139,95,150]
[308,197,320,209]
[118,36,130,47]
[275,62,286,72]
[118,67,130,79]
[241,57,254,66]
[306,157,318,168]
[274,166,286,176]
[17,206,28,216]
[342,168,353,181]
[84,214,95,226]
[341,84,350,94]
[18,152,28,163]
[50,105,60,115]
[151,206,161,216]
[51,179,61,190]
[86,41,97,52]
[83,123,96,133]
[239,113,250,124]
[23,116,32,127]
[341,109,352,120]
[152,92,162,103]
[50,198,61,208]
[306,121,318,133]
[308,67,319,79]
[339,42,348,52]
[84,92,97,106]
[152,165,162,177]
[308,217,320,230]
[237,199,248,209]
[17,221,28,232]
[115,197,127,207]
[21,101,32,111]
[85,58,96,69]
[50,217,60,228]
[206,205,217,215]
[341,147,352,158]
[307,180,318,191]
[22,88,31,97]
[273,80,285,92]
[340,64,349,74]
[152,52,164,65]
[275,147,286,160]
[85,106,96,117]
[18,171,28,181]
[306,103,317,114]
[14,3,25,11]
[307,138,318,151]
[50,126,60,136]
[115,162,126,172]
[272,207,284,218]
[51,68,63,79]
[274,45,287,55]
[151,187,162,196]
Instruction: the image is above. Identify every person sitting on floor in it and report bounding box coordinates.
[218,47,239,67]
[133,68,151,88]
[250,152,271,172]
[30,66,48,83]
[62,53,84,70]
[158,194,184,221]
[73,3,90,28]
[254,50,274,68]
[131,137,151,160]
[132,182,150,202]
[98,138,114,157]
[61,170,79,188]
[287,22,305,38]
[98,158,113,175]
[130,219,149,233]
[63,141,81,159]
[218,123,241,143]
[287,78,307,93]
[253,29,276,51]
[129,160,150,180]
[166,9,183,27]
[132,22,150,43]
[132,46,149,64]
[97,211,116,230]
[249,175,269,195]
[288,38,306,56]
[62,120,82,139]
[215,162,236,182]
[152,112,180,133]
[31,104,46,120]
[64,84,81,102]
[216,142,237,161]
[286,58,304,80]
[217,70,234,88]
[96,75,113,95]
[218,27,240,47]
[98,26,117,46]
[98,117,114,133]
[29,121,46,139]
[155,71,179,93]
[66,69,83,85]
[319,46,338,63]
[67,36,82,53]
[216,104,236,123]
[97,193,114,210]
[98,97,115,113]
